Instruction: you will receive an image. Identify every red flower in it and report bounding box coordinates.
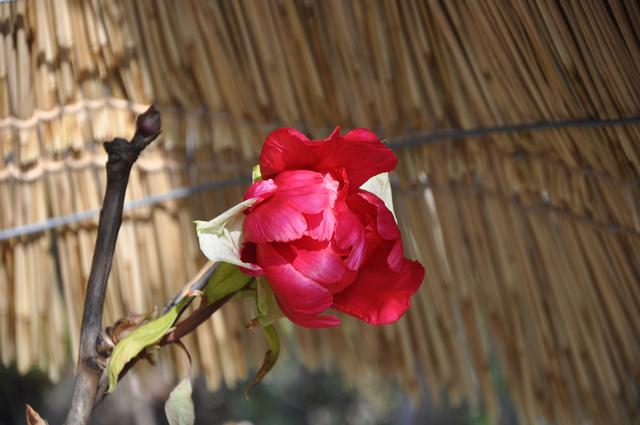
[236,128,425,327]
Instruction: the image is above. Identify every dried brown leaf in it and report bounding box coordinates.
[25,404,48,425]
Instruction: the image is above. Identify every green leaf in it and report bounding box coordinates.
[164,378,195,425]
[204,262,253,303]
[244,323,280,398]
[108,264,252,393]
[107,301,186,392]
[252,164,262,182]
[255,278,284,326]
[244,280,282,397]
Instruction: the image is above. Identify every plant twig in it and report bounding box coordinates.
[161,292,236,345]
[64,105,161,425]
[93,262,246,404]
[162,261,219,315]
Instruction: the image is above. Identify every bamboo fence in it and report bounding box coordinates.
[0,1,639,424]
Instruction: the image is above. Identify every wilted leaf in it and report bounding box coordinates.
[107,302,185,392]
[106,310,154,344]
[256,278,284,326]
[164,378,195,425]
[204,262,253,303]
[244,323,280,399]
[25,405,47,425]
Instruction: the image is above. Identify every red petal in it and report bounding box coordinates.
[317,129,397,189]
[334,200,367,270]
[259,128,320,178]
[277,300,341,328]
[273,171,338,214]
[343,192,388,266]
[304,210,336,241]
[239,243,263,276]
[332,244,425,325]
[243,179,277,204]
[342,128,379,143]
[351,190,400,240]
[324,126,341,141]
[288,238,349,292]
[387,239,405,272]
[243,170,337,243]
[333,188,424,324]
[243,201,308,243]
[258,243,340,328]
[258,127,397,191]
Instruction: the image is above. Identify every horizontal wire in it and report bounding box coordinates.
[0,176,247,241]
[1,115,639,241]
[390,115,640,149]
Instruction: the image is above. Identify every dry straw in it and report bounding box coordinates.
[0,1,639,424]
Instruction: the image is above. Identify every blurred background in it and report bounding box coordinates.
[0,1,639,424]
[3,353,500,425]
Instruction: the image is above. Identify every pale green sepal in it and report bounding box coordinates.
[360,172,395,219]
[256,278,284,326]
[195,198,258,270]
[204,262,253,303]
[252,164,262,182]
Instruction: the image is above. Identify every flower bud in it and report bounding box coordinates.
[136,105,161,139]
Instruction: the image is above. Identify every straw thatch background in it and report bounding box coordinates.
[0,1,639,424]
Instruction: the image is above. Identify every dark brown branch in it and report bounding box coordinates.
[64,106,161,425]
